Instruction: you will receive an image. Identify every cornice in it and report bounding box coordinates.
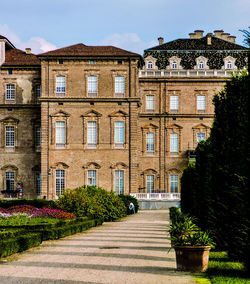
[39,97,140,103]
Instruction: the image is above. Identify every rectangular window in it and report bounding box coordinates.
[146,95,155,112]
[56,170,65,195]
[5,172,14,191]
[5,126,14,147]
[197,95,205,111]
[36,172,41,195]
[35,126,41,147]
[170,174,178,193]
[115,76,125,97]
[114,121,125,147]
[87,121,97,148]
[6,84,15,101]
[88,170,97,186]
[197,133,206,143]
[170,95,179,112]
[88,76,97,97]
[170,133,178,152]
[56,76,65,94]
[115,170,124,194]
[56,121,66,148]
[36,85,41,98]
[146,133,154,152]
[146,175,154,193]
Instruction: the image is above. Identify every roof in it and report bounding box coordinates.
[146,36,247,51]
[3,48,41,66]
[0,35,15,49]
[38,43,141,57]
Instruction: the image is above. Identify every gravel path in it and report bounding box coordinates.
[0,210,196,284]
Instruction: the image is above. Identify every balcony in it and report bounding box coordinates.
[130,192,180,201]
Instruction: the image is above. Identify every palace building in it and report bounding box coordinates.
[0,31,248,208]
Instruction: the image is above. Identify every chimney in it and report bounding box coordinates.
[189,33,196,39]
[207,33,212,45]
[25,48,31,54]
[194,30,204,38]
[221,33,230,41]
[214,30,224,38]
[228,35,236,43]
[158,37,164,45]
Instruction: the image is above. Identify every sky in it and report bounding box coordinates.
[0,0,249,55]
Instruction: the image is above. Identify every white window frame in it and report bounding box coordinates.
[146,133,154,153]
[87,121,97,148]
[6,84,15,101]
[199,61,204,69]
[170,174,178,193]
[170,133,178,153]
[88,75,97,97]
[146,95,155,112]
[170,95,179,112]
[226,61,232,69]
[5,126,15,147]
[115,76,125,97]
[114,170,124,194]
[172,61,177,69]
[88,170,97,186]
[146,175,154,193]
[55,121,66,148]
[56,76,65,94]
[197,132,206,143]
[114,121,125,148]
[197,95,206,111]
[147,61,153,69]
[55,169,65,195]
[5,172,14,191]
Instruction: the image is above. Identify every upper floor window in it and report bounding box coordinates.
[6,84,15,101]
[146,133,154,153]
[170,174,178,193]
[197,95,206,112]
[146,175,154,193]
[88,170,97,186]
[170,95,179,112]
[5,172,14,191]
[55,169,65,195]
[114,121,125,148]
[170,133,178,152]
[115,76,125,97]
[172,61,177,69]
[35,126,41,147]
[5,126,15,147]
[197,133,206,143]
[199,61,204,69]
[55,121,66,148]
[226,61,232,69]
[146,95,155,112]
[36,85,41,98]
[114,170,124,194]
[88,75,97,97]
[56,76,65,94]
[36,172,41,195]
[87,121,97,148]
[147,61,153,69]
[89,60,95,65]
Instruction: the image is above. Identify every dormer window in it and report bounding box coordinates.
[226,61,232,69]
[172,61,177,69]
[147,61,153,69]
[199,61,204,69]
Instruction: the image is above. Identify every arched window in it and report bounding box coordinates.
[199,61,204,69]
[147,61,153,69]
[172,61,177,69]
[227,61,232,69]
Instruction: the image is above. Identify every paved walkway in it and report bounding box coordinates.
[0,210,196,284]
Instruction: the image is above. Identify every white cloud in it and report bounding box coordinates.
[0,24,56,54]
[100,33,157,54]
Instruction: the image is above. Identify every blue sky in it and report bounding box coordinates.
[0,0,249,54]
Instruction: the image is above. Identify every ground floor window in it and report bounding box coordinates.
[88,170,97,186]
[197,132,206,143]
[146,175,154,193]
[114,170,124,194]
[36,172,41,195]
[56,170,65,195]
[5,172,14,190]
[170,174,178,193]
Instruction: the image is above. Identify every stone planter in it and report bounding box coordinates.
[174,245,211,272]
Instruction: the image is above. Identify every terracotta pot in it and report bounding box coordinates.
[174,245,211,272]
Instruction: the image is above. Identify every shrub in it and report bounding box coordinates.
[57,185,127,221]
[118,194,139,214]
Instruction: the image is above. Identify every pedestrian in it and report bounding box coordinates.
[129,202,135,214]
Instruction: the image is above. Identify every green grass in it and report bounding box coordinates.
[0,217,60,226]
[195,251,250,284]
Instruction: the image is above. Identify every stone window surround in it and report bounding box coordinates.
[168,56,182,70]
[49,162,69,199]
[145,93,156,113]
[141,123,159,155]
[84,70,100,98]
[168,90,181,113]
[144,56,157,70]
[194,90,208,114]
[194,56,209,70]
[192,123,210,149]
[166,124,183,155]
[140,168,159,193]
[1,165,18,191]
[53,69,68,97]
[0,116,19,150]
[166,168,182,193]
[4,80,16,104]
[110,162,128,193]
[82,162,101,187]
[112,70,127,98]
[223,56,236,70]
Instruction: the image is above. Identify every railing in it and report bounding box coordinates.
[130,192,181,200]
[139,69,234,78]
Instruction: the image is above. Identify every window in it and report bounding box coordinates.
[5,126,14,147]
[89,60,95,65]
[58,59,64,64]
[197,95,206,111]
[170,95,179,112]
[35,126,41,147]
[5,172,14,191]
[56,76,65,94]
[114,121,124,147]
[199,61,204,69]
[146,175,154,193]
[88,170,97,186]
[172,61,177,69]
[56,170,65,195]
[146,95,155,112]
[55,121,65,148]
[170,133,178,152]
[88,75,97,97]
[6,84,15,101]
[114,170,124,194]
[170,174,178,193]
[36,85,41,98]
[226,61,232,69]
[87,121,97,148]
[197,133,206,143]
[146,133,154,153]
[8,69,12,75]
[147,61,153,69]
[115,76,125,97]
[36,172,41,195]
